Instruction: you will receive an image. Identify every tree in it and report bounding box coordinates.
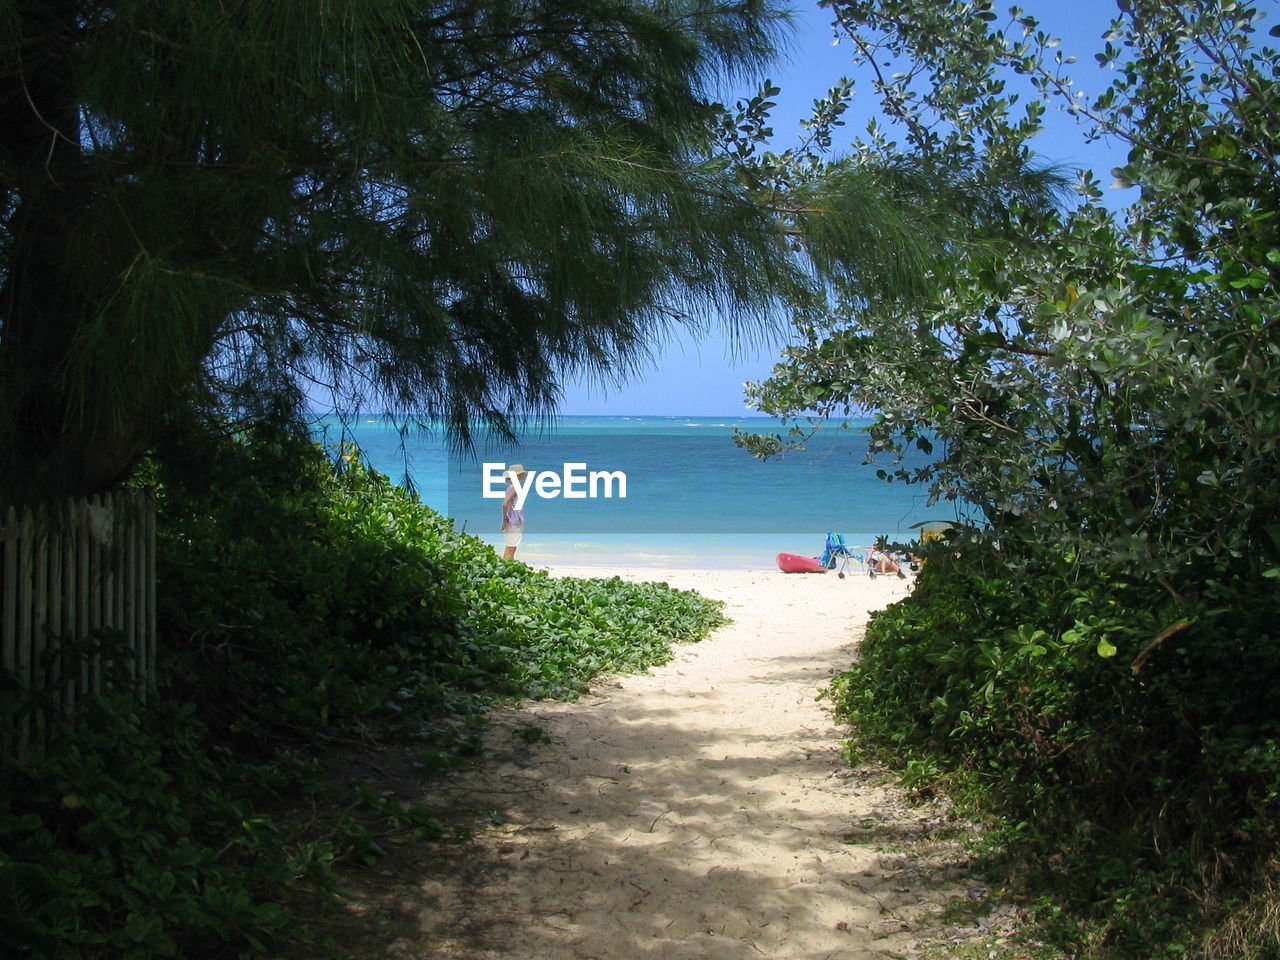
[746,0,1280,597]
[0,0,755,500]
[0,0,991,505]
[750,2,1280,949]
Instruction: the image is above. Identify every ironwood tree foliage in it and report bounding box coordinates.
[1,0,968,504]
[1,0,785,501]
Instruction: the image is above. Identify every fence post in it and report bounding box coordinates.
[61,502,78,716]
[2,505,16,677]
[15,506,34,760]
[144,491,157,698]
[2,506,18,758]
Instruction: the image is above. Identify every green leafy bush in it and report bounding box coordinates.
[0,697,303,959]
[740,1,1280,953]
[1,428,726,958]
[155,428,725,740]
[829,540,1280,956]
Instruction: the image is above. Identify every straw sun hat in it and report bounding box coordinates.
[504,464,528,480]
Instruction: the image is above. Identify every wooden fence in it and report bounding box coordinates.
[1,489,156,760]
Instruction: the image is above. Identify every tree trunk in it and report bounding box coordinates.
[0,1,147,504]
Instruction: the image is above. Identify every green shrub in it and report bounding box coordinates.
[155,428,725,740]
[828,540,1280,957]
[0,696,305,959]
[1,428,727,958]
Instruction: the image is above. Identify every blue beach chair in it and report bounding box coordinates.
[819,532,860,578]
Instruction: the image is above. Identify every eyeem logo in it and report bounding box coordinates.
[482,463,627,509]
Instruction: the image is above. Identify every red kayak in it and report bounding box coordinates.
[776,552,827,573]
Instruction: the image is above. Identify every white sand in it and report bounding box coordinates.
[362,565,989,959]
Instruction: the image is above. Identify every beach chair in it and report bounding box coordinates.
[820,532,860,578]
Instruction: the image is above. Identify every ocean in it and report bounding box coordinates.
[310,415,969,569]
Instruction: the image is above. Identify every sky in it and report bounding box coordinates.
[558,0,1138,416]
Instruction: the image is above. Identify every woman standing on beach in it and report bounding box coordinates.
[501,464,528,560]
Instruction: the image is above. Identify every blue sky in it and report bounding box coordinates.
[559,0,1136,416]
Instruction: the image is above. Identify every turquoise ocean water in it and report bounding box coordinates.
[311,415,970,569]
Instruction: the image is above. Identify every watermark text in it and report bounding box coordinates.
[482,463,627,509]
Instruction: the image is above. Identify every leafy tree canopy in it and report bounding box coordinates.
[745,0,1280,598]
[0,0,764,499]
[0,0,1037,503]
[761,6,1280,949]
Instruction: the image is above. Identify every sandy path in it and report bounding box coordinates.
[361,566,969,960]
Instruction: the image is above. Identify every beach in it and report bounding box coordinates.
[319,415,962,565]
[328,562,1018,959]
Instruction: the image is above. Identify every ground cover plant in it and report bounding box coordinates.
[0,427,727,959]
